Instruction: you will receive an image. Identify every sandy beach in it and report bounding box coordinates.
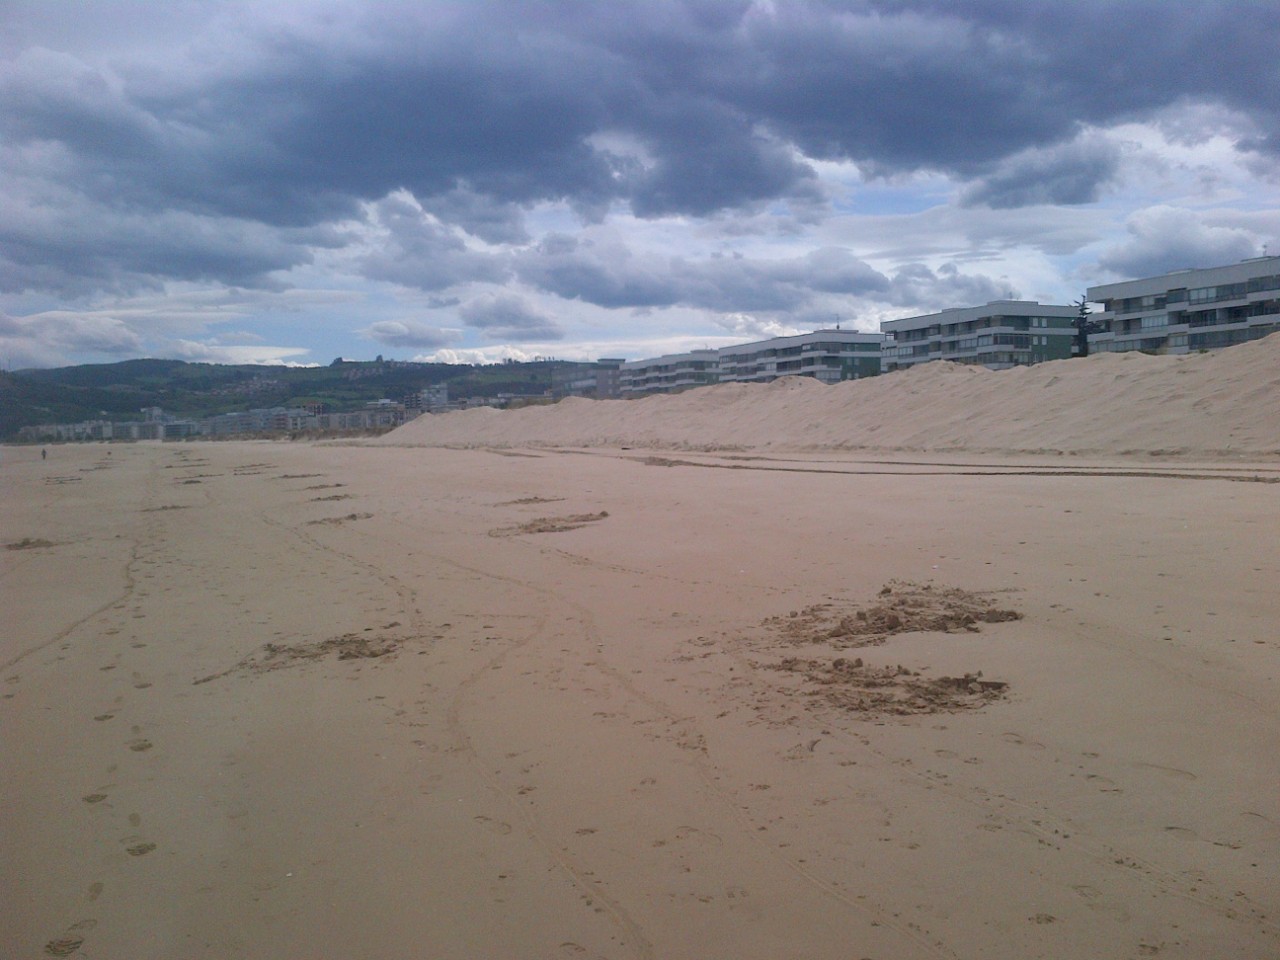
[3,415,1278,960]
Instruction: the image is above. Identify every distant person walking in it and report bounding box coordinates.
[41,448,46,460]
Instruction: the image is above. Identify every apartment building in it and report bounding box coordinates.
[619,349,719,396]
[717,330,883,385]
[555,358,626,399]
[1087,256,1280,354]
[881,300,1077,372]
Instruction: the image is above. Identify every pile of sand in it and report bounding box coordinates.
[382,333,1280,457]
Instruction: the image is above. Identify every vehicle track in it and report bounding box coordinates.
[710,626,1280,942]
[450,536,962,960]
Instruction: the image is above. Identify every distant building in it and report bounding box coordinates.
[1087,256,1280,355]
[410,383,449,412]
[881,300,1077,372]
[594,358,624,399]
[619,330,886,397]
[718,330,883,384]
[556,358,626,399]
[314,404,407,430]
[620,350,720,396]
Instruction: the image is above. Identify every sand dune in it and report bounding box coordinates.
[385,333,1280,457]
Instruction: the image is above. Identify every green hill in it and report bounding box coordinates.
[2,358,590,440]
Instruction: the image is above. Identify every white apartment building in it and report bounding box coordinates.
[717,330,884,384]
[1087,256,1280,354]
[620,331,885,397]
[881,300,1077,372]
[619,349,719,396]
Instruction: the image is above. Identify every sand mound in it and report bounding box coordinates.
[740,582,1022,719]
[381,333,1280,457]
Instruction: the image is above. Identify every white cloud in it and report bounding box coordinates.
[1097,205,1263,279]
[167,339,313,365]
[714,312,803,339]
[0,309,143,367]
[361,319,461,349]
[416,345,538,365]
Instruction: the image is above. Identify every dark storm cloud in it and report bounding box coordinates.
[459,294,564,342]
[0,192,318,297]
[419,187,531,246]
[615,0,1279,179]
[515,236,890,312]
[960,136,1124,209]
[2,1,1277,296]
[885,262,1012,309]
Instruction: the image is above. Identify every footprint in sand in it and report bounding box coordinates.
[1164,826,1199,841]
[44,919,98,956]
[1002,732,1046,749]
[634,776,659,797]
[1085,773,1120,791]
[128,813,141,827]
[82,793,108,804]
[93,714,114,722]
[44,936,85,957]
[670,825,723,848]
[474,815,513,836]
[124,841,156,857]
[87,882,103,902]
[1072,884,1131,922]
[127,739,152,752]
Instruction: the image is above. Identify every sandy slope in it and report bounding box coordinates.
[383,333,1280,458]
[2,439,1277,959]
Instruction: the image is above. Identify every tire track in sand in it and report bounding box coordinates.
[443,539,959,960]
[709,625,1280,945]
[254,493,655,959]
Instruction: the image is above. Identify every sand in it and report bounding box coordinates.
[3,350,1279,958]
[383,333,1280,458]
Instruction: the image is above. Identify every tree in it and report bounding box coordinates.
[1072,296,1105,357]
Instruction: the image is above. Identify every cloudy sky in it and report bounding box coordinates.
[3,0,1278,368]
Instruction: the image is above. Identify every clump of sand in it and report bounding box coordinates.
[765,581,1022,648]
[731,582,1021,719]
[193,631,402,685]
[768,657,1009,717]
[5,537,57,550]
[381,333,1280,457]
[489,511,610,537]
